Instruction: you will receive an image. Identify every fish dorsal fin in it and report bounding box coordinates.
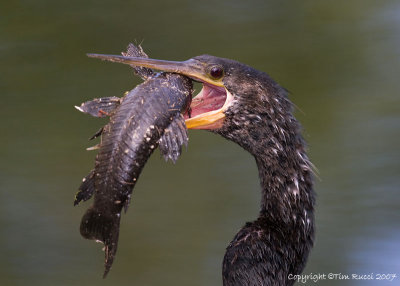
[122,43,154,80]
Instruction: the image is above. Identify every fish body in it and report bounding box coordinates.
[75,48,192,276]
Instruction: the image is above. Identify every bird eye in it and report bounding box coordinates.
[209,65,224,80]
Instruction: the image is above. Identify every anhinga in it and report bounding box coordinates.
[88,53,315,286]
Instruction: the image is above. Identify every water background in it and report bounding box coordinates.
[1,1,399,285]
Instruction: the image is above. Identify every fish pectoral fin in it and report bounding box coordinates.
[158,114,188,164]
[75,96,121,118]
[74,170,95,205]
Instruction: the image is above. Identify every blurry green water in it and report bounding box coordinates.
[1,1,399,285]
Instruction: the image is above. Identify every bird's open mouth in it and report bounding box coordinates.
[183,82,233,129]
[86,54,233,130]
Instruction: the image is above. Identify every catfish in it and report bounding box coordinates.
[74,44,193,277]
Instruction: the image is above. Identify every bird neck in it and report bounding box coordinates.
[255,150,314,225]
[220,76,315,284]
[252,122,315,278]
[221,118,316,285]
[251,112,315,227]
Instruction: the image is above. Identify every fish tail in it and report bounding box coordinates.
[80,206,121,278]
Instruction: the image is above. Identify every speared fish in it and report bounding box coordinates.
[74,43,193,277]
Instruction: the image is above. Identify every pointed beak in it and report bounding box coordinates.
[87,53,229,130]
[87,54,223,87]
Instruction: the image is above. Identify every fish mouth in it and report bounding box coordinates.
[87,54,233,130]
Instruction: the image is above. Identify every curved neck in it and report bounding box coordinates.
[250,111,315,228]
[254,143,315,225]
[220,78,316,285]
[222,135,316,285]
